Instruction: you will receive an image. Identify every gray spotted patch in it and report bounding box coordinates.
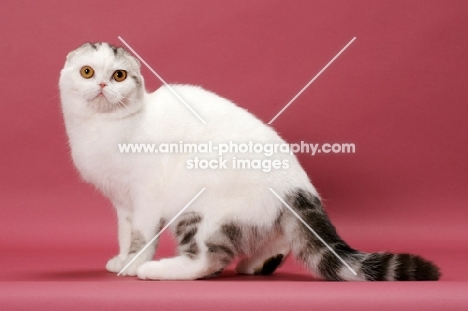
[180,226,198,245]
[221,224,242,245]
[184,241,199,259]
[176,212,203,258]
[176,212,202,236]
[204,224,241,267]
[129,230,146,254]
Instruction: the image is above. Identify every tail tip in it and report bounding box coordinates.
[395,253,441,281]
[415,255,441,281]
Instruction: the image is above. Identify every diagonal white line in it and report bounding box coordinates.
[117,188,206,276]
[268,37,356,124]
[268,188,357,276]
[118,36,207,124]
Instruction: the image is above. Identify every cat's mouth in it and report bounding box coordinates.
[88,94,134,114]
[88,93,119,113]
[94,90,106,99]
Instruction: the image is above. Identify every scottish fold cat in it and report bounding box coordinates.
[59,42,439,281]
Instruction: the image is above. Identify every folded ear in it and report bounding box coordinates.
[125,50,141,69]
[115,45,141,69]
[66,50,77,62]
[133,57,141,69]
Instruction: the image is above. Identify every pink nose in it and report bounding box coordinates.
[99,83,107,88]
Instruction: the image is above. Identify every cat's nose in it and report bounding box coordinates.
[99,83,107,88]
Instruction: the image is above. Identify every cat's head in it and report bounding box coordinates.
[59,42,145,116]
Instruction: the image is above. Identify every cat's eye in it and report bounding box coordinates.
[113,70,127,82]
[80,66,94,79]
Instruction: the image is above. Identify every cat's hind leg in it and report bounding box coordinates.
[136,238,235,280]
[137,216,239,280]
[236,233,290,275]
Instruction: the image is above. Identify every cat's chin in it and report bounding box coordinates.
[86,97,117,113]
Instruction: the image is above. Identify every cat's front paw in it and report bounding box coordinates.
[106,254,148,275]
[106,255,126,273]
[117,253,150,276]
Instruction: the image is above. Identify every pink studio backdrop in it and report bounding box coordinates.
[1,0,467,310]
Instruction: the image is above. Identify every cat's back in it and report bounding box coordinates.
[145,84,280,142]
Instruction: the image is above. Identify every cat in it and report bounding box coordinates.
[59,42,440,281]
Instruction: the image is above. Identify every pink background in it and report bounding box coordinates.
[1,0,467,309]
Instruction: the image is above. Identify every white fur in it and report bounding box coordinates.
[60,43,318,279]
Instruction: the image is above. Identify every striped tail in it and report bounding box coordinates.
[283,189,440,281]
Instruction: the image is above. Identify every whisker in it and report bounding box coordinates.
[105,85,143,115]
[45,93,60,103]
[118,99,144,118]
[120,95,143,104]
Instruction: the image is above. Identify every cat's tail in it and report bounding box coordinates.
[283,189,440,281]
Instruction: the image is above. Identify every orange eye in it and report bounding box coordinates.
[80,66,94,79]
[113,70,127,82]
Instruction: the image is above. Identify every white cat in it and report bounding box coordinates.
[59,42,439,281]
